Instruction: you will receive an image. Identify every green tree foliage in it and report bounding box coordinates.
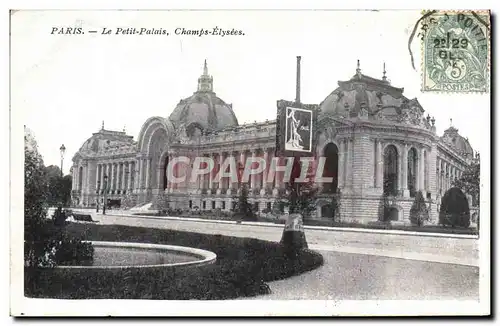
[409,191,430,226]
[452,162,480,207]
[439,187,471,228]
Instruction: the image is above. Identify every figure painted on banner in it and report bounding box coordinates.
[286,108,303,150]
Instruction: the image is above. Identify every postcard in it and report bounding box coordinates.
[10,9,490,317]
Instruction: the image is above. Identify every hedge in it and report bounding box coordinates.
[25,223,324,300]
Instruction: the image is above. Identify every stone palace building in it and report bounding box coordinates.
[71,61,478,224]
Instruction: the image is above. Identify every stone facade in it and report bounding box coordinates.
[71,61,478,224]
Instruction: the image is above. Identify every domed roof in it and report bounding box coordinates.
[75,123,136,159]
[441,126,474,156]
[168,60,238,131]
[319,62,410,119]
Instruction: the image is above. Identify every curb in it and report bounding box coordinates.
[96,211,478,240]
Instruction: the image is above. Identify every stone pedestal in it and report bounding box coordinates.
[280,213,308,254]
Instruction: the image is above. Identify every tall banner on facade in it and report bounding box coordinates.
[275,100,318,158]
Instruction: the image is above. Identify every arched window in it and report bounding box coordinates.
[383,145,399,196]
[407,148,418,197]
[78,166,83,190]
[323,143,339,193]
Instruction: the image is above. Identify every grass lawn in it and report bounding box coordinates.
[25,223,324,300]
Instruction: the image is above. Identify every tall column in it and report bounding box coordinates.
[345,140,351,188]
[426,150,430,192]
[262,148,269,190]
[446,162,450,190]
[436,159,440,193]
[138,158,144,190]
[375,140,383,189]
[250,150,257,190]
[441,163,445,194]
[218,152,224,191]
[72,166,76,190]
[127,162,132,190]
[145,158,151,190]
[208,153,214,191]
[114,163,118,190]
[443,161,446,189]
[397,150,403,194]
[121,162,126,190]
[111,163,116,191]
[99,164,103,188]
[81,163,87,194]
[419,147,425,192]
[228,151,236,190]
[402,144,408,196]
[95,164,100,191]
[115,163,120,191]
[239,151,246,187]
[338,140,345,189]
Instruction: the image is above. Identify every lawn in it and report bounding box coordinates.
[25,223,324,300]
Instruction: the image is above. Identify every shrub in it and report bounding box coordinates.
[409,191,430,226]
[439,187,471,228]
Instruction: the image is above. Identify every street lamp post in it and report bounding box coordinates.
[103,175,108,215]
[59,144,66,177]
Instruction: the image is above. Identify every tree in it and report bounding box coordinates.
[285,178,318,220]
[24,127,93,269]
[24,130,51,267]
[235,184,255,220]
[409,191,430,227]
[452,162,480,207]
[44,165,72,206]
[439,187,471,228]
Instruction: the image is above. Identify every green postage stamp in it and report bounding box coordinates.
[421,10,490,93]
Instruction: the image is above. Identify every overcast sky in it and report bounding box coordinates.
[11,10,489,174]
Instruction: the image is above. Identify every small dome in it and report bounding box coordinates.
[319,61,406,120]
[77,124,135,157]
[442,126,474,156]
[168,60,238,131]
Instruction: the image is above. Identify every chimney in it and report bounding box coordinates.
[296,56,301,104]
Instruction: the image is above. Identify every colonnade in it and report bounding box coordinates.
[436,158,463,195]
[95,160,136,194]
[375,141,431,197]
[163,148,285,194]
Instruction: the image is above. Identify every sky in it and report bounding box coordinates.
[11,10,490,174]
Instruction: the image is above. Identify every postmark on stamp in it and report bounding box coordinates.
[421,10,490,93]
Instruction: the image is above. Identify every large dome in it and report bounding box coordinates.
[168,60,238,131]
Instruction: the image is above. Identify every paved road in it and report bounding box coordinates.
[249,251,479,300]
[78,212,479,300]
[92,212,479,266]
